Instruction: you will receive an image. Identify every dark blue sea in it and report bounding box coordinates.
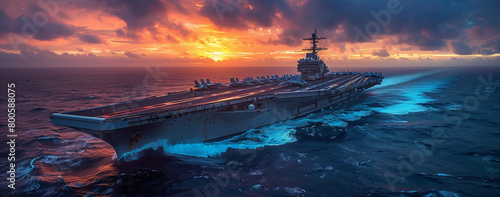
[0,66,499,197]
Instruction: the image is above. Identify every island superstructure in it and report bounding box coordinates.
[298,29,329,80]
[51,30,383,159]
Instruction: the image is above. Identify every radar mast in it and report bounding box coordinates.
[302,28,327,59]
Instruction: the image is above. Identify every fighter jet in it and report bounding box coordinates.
[278,76,308,86]
[193,78,227,90]
[229,78,254,87]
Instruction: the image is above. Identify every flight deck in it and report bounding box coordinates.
[62,74,371,120]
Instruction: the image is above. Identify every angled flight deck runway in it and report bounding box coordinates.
[96,74,365,119]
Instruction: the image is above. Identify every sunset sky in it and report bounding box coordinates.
[0,0,499,68]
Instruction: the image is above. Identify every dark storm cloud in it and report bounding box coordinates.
[395,35,447,51]
[1,45,136,67]
[76,0,191,39]
[0,43,96,63]
[282,0,474,48]
[450,40,472,55]
[18,44,59,58]
[124,51,143,58]
[482,39,500,52]
[372,49,390,57]
[479,49,494,55]
[166,34,179,43]
[107,0,168,30]
[200,0,500,54]
[258,29,305,46]
[0,8,74,41]
[30,22,75,40]
[115,29,125,37]
[1,0,190,43]
[0,9,15,37]
[0,44,213,67]
[199,0,247,29]
[199,0,292,29]
[244,0,292,27]
[77,33,103,44]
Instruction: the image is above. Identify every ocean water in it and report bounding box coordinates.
[0,66,499,197]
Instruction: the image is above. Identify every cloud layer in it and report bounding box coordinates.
[0,0,499,67]
[200,0,500,54]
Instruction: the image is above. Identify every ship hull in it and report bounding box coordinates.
[73,85,372,159]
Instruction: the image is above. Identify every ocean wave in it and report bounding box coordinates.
[30,154,83,171]
[396,190,462,197]
[424,190,461,197]
[29,106,47,112]
[34,137,68,144]
[283,187,306,195]
[305,109,372,128]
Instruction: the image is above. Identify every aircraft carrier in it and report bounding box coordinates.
[51,29,383,159]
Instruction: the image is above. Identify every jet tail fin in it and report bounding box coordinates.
[200,79,207,85]
[194,80,202,88]
[194,80,205,89]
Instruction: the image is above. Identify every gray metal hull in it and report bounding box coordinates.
[72,86,367,159]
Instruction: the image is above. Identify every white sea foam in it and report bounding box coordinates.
[121,120,300,160]
[306,110,372,127]
[423,190,460,197]
[367,71,451,115]
[373,81,448,115]
[283,187,306,195]
[435,173,452,177]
